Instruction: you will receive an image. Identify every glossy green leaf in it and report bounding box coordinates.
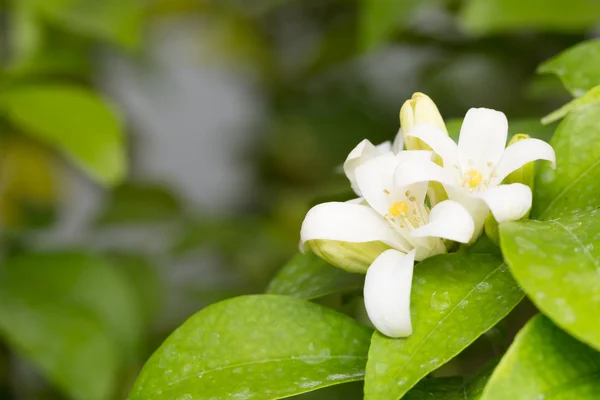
[481,315,600,400]
[266,252,364,300]
[0,252,142,400]
[501,99,600,351]
[129,295,373,400]
[364,253,523,400]
[538,39,600,97]
[460,0,600,34]
[404,363,494,400]
[0,85,126,186]
[500,212,600,351]
[541,85,600,124]
[533,101,600,220]
[29,0,143,48]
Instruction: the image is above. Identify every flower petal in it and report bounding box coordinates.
[475,183,532,223]
[355,152,397,216]
[491,138,556,185]
[300,202,410,251]
[392,128,404,154]
[344,139,384,195]
[407,124,459,168]
[444,186,489,242]
[395,159,456,188]
[458,108,508,174]
[410,200,474,243]
[364,249,415,338]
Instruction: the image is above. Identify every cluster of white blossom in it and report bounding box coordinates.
[300,93,556,338]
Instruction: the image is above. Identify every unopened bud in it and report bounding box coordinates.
[304,239,390,274]
[400,92,447,151]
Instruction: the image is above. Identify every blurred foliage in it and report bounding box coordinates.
[0,0,598,398]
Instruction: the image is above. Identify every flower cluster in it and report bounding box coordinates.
[300,93,556,338]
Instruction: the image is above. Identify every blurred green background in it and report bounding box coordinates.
[0,0,597,399]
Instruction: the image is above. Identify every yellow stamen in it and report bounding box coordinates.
[389,201,409,216]
[464,170,483,187]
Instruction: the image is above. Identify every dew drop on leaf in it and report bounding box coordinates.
[430,291,451,310]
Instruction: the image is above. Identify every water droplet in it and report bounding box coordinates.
[299,381,322,389]
[376,363,389,374]
[475,282,491,292]
[430,291,451,310]
[458,299,469,308]
[515,237,539,251]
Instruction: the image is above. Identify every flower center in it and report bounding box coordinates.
[463,170,482,188]
[388,201,409,217]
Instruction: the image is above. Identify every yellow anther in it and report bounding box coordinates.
[389,201,409,216]
[464,170,483,187]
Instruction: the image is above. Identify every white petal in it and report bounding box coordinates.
[491,138,556,185]
[392,128,404,154]
[475,183,532,223]
[395,159,456,188]
[300,202,409,250]
[355,152,397,216]
[444,186,489,242]
[343,139,377,195]
[346,197,365,204]
[376,140,392,154]
[364,249,415,338]
[410,200,474,243]
[458,108,508,174]
[407,124,458,168]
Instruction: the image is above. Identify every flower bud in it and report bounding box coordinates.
[400,92,447,151]
[304,239,390,274]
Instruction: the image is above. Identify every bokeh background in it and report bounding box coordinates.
[0,0,598,399]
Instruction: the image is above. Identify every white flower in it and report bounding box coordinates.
[301,149,475,337]
[343,130,403,196]
[395,108,556,240]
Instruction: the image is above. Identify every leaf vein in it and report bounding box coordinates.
[551,220,599,270]
[392,263,506,383]
[144,355,367,399]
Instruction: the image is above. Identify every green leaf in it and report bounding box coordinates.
[359,0,420,50]
[0,252,142,400]
[95,183,182,226]
[500,213,600,351]
[129,295,373,400]
[480,315,600,400]
[404,363,494,400]
[533,101,600,219]
[503,99,600,351]
[364,253,523,400]
[266,252,364,300]
[29,0,143,48]
[0,84,126,186]
[460,0,600,35]
[541,85,600,124]
[538,39,600,97]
